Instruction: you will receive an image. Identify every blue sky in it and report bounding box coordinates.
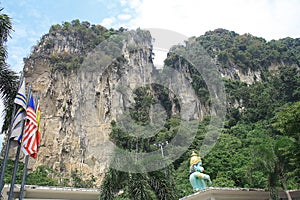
[1,0,138,72]
[1,0,300,148]
[1,0,300,73]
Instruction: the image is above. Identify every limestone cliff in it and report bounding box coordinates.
[23,24,205,186]
[21,24,299,187]
[23,29,138,185]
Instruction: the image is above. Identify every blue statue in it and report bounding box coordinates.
[189,151,212,191]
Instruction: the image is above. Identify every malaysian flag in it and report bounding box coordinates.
[21,94,39,158]
[10,78,27,141]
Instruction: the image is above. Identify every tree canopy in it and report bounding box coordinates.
[0,8,18,132]
[1,19,299,199]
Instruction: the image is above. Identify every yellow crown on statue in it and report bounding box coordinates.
[190,151,202,166]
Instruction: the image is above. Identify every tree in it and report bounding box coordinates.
[26,166,59,186]
[70,169,96,188]
[273,101,300,188]
[247,121,297,200]
[0,8,18,132]
[247,126,280,200]
[100,84,180,199]
[273,101,300,140]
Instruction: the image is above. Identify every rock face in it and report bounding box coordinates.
[220,66,262,84]
[22,26,283,186]
[22,30,137,185]
[23,28,205,186]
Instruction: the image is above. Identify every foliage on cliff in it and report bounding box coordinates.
[0,158,96,188]
[100,85,180,199]
[172,29,300,198]
[3,18,299,199]
[196,28,300,73]
[101,29,300,199]
[24,19,127,74]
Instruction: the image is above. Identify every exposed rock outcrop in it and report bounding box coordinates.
[23,28,205,186]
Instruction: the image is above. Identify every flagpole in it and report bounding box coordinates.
[18,155,29,200]
[19,94,39,200]
[0,72,24,196]
[8,85,31,200]
[7,144,21,199]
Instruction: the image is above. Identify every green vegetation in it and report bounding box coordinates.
[0,159,24,184]
[0,159,57,186]
[24,19,126,75]
[171,29,300,199]
[197,28,300,73]
[0,159,96,188]
[0,8,18,132]
[26,166,59,186]
[100,85,179,199]
[47,20,111,74]
[2,18,299,199]
[100,29,299,199]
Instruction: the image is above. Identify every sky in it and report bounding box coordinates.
[0,0,300,147]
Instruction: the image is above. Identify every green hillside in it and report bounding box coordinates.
[1,19,299,200]
[101,28,300,199]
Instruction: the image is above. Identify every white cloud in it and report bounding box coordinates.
[6,16,52,72]
[152,48,168,69]
[128,0,300,40]
[6,46,28,72]
[120,0,127,6]
[101,17,116,28]
[117,13,132,20]
[128,0,142,9]
[12,26,29,39]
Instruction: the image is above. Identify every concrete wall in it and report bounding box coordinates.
[2,185,300,200]
[180,187,300,200]
[2,185,99,200]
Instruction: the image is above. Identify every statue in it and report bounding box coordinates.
[189,151,212,191]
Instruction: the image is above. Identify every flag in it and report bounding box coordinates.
[21,94,39,158]
[10,78,26,141]
[14,78,26,109]
[35,99,41,151]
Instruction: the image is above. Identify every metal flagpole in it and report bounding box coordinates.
[19,94,38,200]
[7,143,21,199]
[18,155,29,200]
[8,85,31,200]
[0,72,24,197]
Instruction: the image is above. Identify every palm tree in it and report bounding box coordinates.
[0,8,18,132]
